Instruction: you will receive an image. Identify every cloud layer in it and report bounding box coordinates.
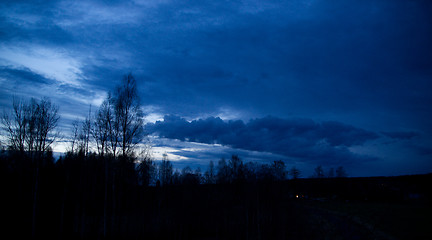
[1,0,431,127]
[146,115,379,165]
[1,0,432,176]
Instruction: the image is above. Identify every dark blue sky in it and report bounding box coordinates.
[1,0,431,176]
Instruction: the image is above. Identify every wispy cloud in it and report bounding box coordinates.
[57,1,144,27]
[0,44,83,86]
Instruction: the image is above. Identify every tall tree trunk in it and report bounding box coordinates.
[31,164,39,238]
[59,171,70,238]
[111,169,116,235]
[103,158,108,237]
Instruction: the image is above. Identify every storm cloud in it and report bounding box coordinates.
[146,115,379,165]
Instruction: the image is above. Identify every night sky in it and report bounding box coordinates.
[1,0,431,177]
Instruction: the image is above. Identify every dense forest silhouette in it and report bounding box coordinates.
[1,74,431,239]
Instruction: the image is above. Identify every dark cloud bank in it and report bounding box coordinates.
[381,131,419,140]
[1,0,431,176]
[146,115,380,166]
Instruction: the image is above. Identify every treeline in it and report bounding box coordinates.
[0,74,349,239]
[0,146,352,239]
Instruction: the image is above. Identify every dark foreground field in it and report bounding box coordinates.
[3,172,431,239]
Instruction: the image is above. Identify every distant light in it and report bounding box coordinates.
[296,194,299,198]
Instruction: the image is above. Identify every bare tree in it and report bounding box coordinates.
[216,158,230,184]
[229,155,245,182]
[159,153,173,186]
[2,97,59,157]
[92,74,145,159]
[33,98,60,157]
[271,160,287,181]
[172,170,181,185]
[137,146,155,186]
[92,100,115,237]
[106,93,120,158]
[195,167,203,184]
[244,162,258,182]
[312,165,325,178]
[96,74,146,236]
[204,160,216,184]
[25,99,38,156]
[30,98,60,237]
[112,73,144,158]
[181,165,193,176]
[93,100,111,157]
[1,97,27,153]
[336,166,347,178]
[289,166,301,179]
[77,106,92,156]
[69,119,80,153]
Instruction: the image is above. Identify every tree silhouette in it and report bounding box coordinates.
[159,153,173,186]
[229,155,245,182]
[182,165,193,175]
[77,106,92,156]
[1,98,27,153]
[336,166,347,178]
[216,157,230,184]
[313,165,325,178]
[271,160,287,181]
[93,100,112,157]
[2,75,391,239]
[195,167,203,184]
[1,97,60,237]
[244,161,258,183]
[107,93,121,158]
[136,146,155,186]
[1,97,59,158]
[204,160,216,184]
[289,166,301,179]
[172,169,182,185]
[112,73,144,158]
[69,119,80,153]
[257,163,273,181]
[180,166,201,185]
